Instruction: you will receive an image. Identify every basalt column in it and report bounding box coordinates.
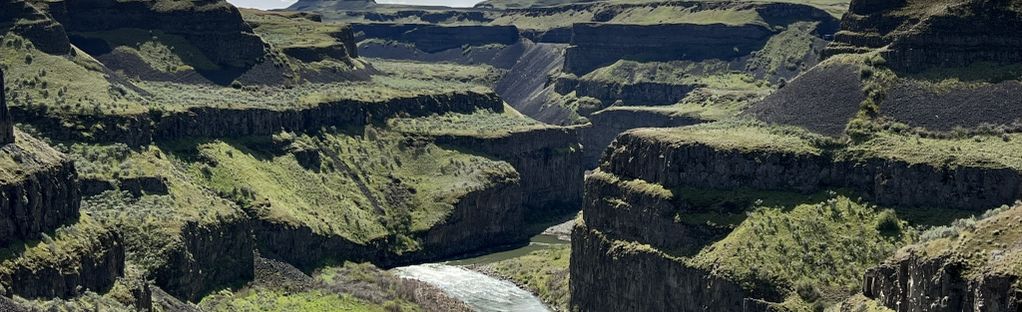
[0,70,13,144]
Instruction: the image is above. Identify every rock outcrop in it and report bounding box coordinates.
[255,171,525,270]
[605,130,1022,211]
[152,219,254,302]
[826,0,1022,72]
[0,0,71,55]
[863,253,1021,312]
[571,225,769,312]
[43,0,268,69]
[862,203,1022,311]
[582,108,702,168]
[564,23,774,75]
[14,90,504,146]
[436,126,584,218]
[0,131,80,246]
[563,78,697,107]
[1,70,13,145]
[0,219,124,300]
[353,23,519,54]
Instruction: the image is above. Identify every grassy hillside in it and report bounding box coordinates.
[182,129,516,245]
[689,197,916,307]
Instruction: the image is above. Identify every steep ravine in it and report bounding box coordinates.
[255,173,527,270]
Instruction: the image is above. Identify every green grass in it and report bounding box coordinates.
[68,143,246,273]
[388,108,549,138]
[487,1,771,30]
[201,261,464,312]
[688,196,917,305]
[826,294,896,312]
[839,131,1022,170]
[139,60,492,111]
[902,203,1022,281]
[747,21,821,76]
[70,29,220,72]
[1,35,147,115]
[241,9,350,50]
[202,289,390,312]
[629,121,829,155]
[580,59,766,88]
[0,129,66,185]
[368,59,504,86]
[477,245,571,311]
[0,215,116,283]
[182,129,516,246]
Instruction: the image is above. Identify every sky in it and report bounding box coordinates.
[227,0,483,10]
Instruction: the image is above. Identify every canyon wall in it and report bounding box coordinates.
[582,109,702,167]
[43,0,267,68]
[436,126,584,217]
[0,0,71,55]
[564,79,697,107]
[493,42,576,125]
[604,132,1022,211]
[572,128,1022,310]
[0,133,81,246]
[254,173,525,270]
[826,0,1022,72]
[564,23,773,75]
[152,219,254,302]
[13,91,503,146]
[863,253,1020,312]
[0,67,13,143]
[0,227,124,300]
[352,23,519,53]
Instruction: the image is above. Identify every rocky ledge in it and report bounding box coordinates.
[581,109,703,167]
[14,90,504,146]
[0,216,124,300]
[863,203,1022,311]
[435,126,584,217]
[603,128,1022,211]
[825,0,1022,72]
[0,130,80,246]
[564,23,774,75]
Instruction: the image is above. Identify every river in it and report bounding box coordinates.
[393,224,571,312]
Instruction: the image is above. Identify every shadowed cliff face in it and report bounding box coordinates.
[43,0,268,69]
[0,0,70,54]
[0,70,12,144]
[827,0,1022,72]
[564,23,774,75]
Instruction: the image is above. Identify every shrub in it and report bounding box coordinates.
[794,280,821,302]
[875,209,902,235]
[919,225,958,242]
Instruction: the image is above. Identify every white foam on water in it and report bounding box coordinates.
[394,263,550,312]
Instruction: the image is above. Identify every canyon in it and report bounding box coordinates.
[3,0,1022,311]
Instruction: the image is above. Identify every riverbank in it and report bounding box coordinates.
[391,219,574,311]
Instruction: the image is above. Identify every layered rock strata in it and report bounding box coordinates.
[582,109,702,167]
[436,126,584,217]
[825,0,1022,72]
[604,131,1022,211]
[13,91,503,146]
[352,23,519,53]
[564,23,774,75]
